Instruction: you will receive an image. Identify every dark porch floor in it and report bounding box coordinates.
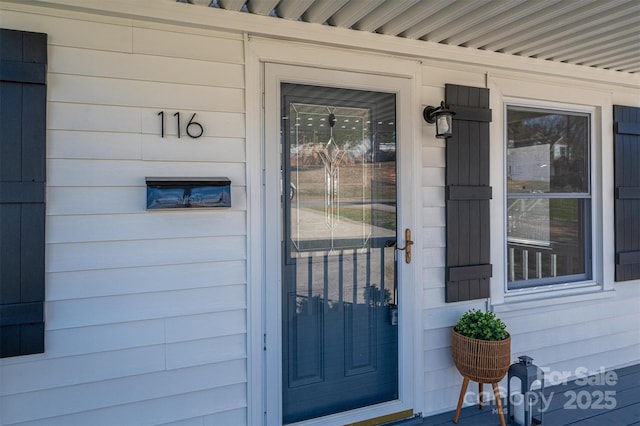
[419,363,640,426]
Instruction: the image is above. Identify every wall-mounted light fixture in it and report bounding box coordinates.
[423,101,455,139]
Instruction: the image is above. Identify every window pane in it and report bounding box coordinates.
[507,198,590,285]
[507,107,589,194]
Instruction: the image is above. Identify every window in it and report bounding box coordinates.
[506,105,591,289]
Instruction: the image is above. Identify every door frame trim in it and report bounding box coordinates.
[245,37,423,425]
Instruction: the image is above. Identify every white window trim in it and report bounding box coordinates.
[488,77,615,309]
[504,102,594,290]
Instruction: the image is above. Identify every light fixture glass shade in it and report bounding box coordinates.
[423,101,455,139]
[435,112,453,139]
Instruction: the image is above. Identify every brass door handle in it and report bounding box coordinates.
[396,228,413,264]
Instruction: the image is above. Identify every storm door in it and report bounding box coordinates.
[281,83,399,423]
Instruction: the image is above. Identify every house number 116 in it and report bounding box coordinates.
[158,111,204,139]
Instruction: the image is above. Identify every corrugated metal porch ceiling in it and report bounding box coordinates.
[179,0,639,74]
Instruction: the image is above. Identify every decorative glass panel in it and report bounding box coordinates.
[288,102,395,254]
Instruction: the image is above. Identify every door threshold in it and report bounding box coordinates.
[286,401,415,426]
[347,409,414,426]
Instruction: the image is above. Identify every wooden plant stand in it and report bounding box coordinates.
[451,329,511,426]
[453,377,506,426]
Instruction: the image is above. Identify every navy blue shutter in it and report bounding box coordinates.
[614,105,640,281]
[0,29,47,357]
[444,84,492,302]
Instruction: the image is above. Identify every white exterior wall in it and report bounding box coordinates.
[1,1,639,425]
[419,64,640,413]
[1,2,248,425]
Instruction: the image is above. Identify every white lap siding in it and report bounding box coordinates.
[419,64,640,414]
[0,4,248,425]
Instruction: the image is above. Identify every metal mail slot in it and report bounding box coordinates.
[146,177,231,209]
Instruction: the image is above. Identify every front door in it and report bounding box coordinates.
[280,83,400,423]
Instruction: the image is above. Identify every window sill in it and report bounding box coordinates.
[492,284,616,313]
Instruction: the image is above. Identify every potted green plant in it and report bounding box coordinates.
[452,308,511,382]
[451,309,511,426]
[455,308,508,341]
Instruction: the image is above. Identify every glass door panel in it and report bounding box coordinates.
[281,83,398,423]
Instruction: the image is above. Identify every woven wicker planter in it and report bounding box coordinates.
[451,328,511,383]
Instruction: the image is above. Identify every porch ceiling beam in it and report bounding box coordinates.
[401,0,491,40]
[442,0,561,46]
[464,0,589,49]
[426,0,527,44]
[218,0,246,11]
[496,0,632,54]
[275,0,314,20]
[514,2,640,57]
[247,0,279,16]
[351,0,420,32]
[303,0,350,24]
[376,0,450,37]
[327,0,385,29]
